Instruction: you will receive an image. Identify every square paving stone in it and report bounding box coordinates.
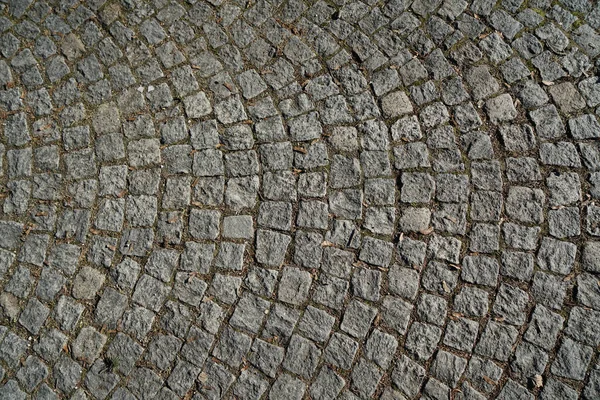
[537,237,576,275]
[35,267,66,302]
[341,299,377,339]
[547,171,581,207]
[311,366,345,400]
[94,199,124,232]
[112,257,141,290]
[391,355,426,398]
[167,360,200,397]
[364,329,398,370]
[551,337,593,380]
[471,160,502,191]
[324,332,359,370]
[588,204,600,236]
[72,266,105,299]
[132,274,170,312]
[388,265,420,300]
[500,250,534,282]
[193,149,224,177]
[486,93,517,124]
[162,177,191,209]
[188,209,220,240]
[278,267,312,305]
[222,215,253,240]
[506,186,545,224]
[5,264,34,299]
[510,341,548,382]
[470,191,503,221]
[224,150,260,177]
[421,260,459,294]
[493,283,529,326]
[105,333,143,375]
[380,296,413,335]
[255,229,291,267]
[125,195,157,227]
[19,298,49,335]
[262,303,300,341]
[443,317,479,353]
[565,306,600,347]
[548,207,580,238]
[393,142,431,169]
[540,141,581,167]
[72,327,107,364]
[294,230,323,269]
[524,304,564,351]
[16,355,48,393]
[214,242,245,271]
[54,296,84,332]
[53,356,82,393]
[465,65,499,100]
[183,92,212,118]
[391,115,422,142]
[503,222,540,252]
[225,176,260,211]
[127,139,161,168]
[269,374,306,400]
[146,334,182,370]
[428,235,462,264]
[159,300,192,338]
[381,90,413,118]
[401,172,435,203]
[282,334,321,379]
[173,273,207,307]
[214,95,247,124]
[18,233,49,267]
[430,350,467,388]
[500,123,537,152]
[351,266,382,302]
[258,201,292,231]
[505,157,541,182]
[582,241,600,273]
[475,321,518,362]
[298,306,335,343]
[469,223,500,253]
[539,378,579,400]
[580,142,600,171]
[359,236,393,267]
[121,306,156,341]
[500,56,531,84]
[529,104,565,140]
[95,287,128,329]
[232,368,269,400]
[126,367,163,400]
[405,322,442,361]
[207,271,242,304]
[313,274,349,311]
[548,81,586,113]
[466,355,503,394]
[180,326,214,367]
[247,339,284,378]
[329,189,363,220]
[416,293,447,326]
[350,358,383,398]
[229,293,270,334]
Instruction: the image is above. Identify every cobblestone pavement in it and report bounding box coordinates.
[2,0,600,398]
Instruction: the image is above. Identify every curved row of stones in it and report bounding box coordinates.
[1,0,600,398]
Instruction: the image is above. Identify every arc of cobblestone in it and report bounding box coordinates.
[1,0,600,399]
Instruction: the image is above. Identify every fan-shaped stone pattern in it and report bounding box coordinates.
[0,0,600,398]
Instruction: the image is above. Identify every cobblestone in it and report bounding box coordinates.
[0,0,598,398]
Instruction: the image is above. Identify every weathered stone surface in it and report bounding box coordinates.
[2,2,599,396]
